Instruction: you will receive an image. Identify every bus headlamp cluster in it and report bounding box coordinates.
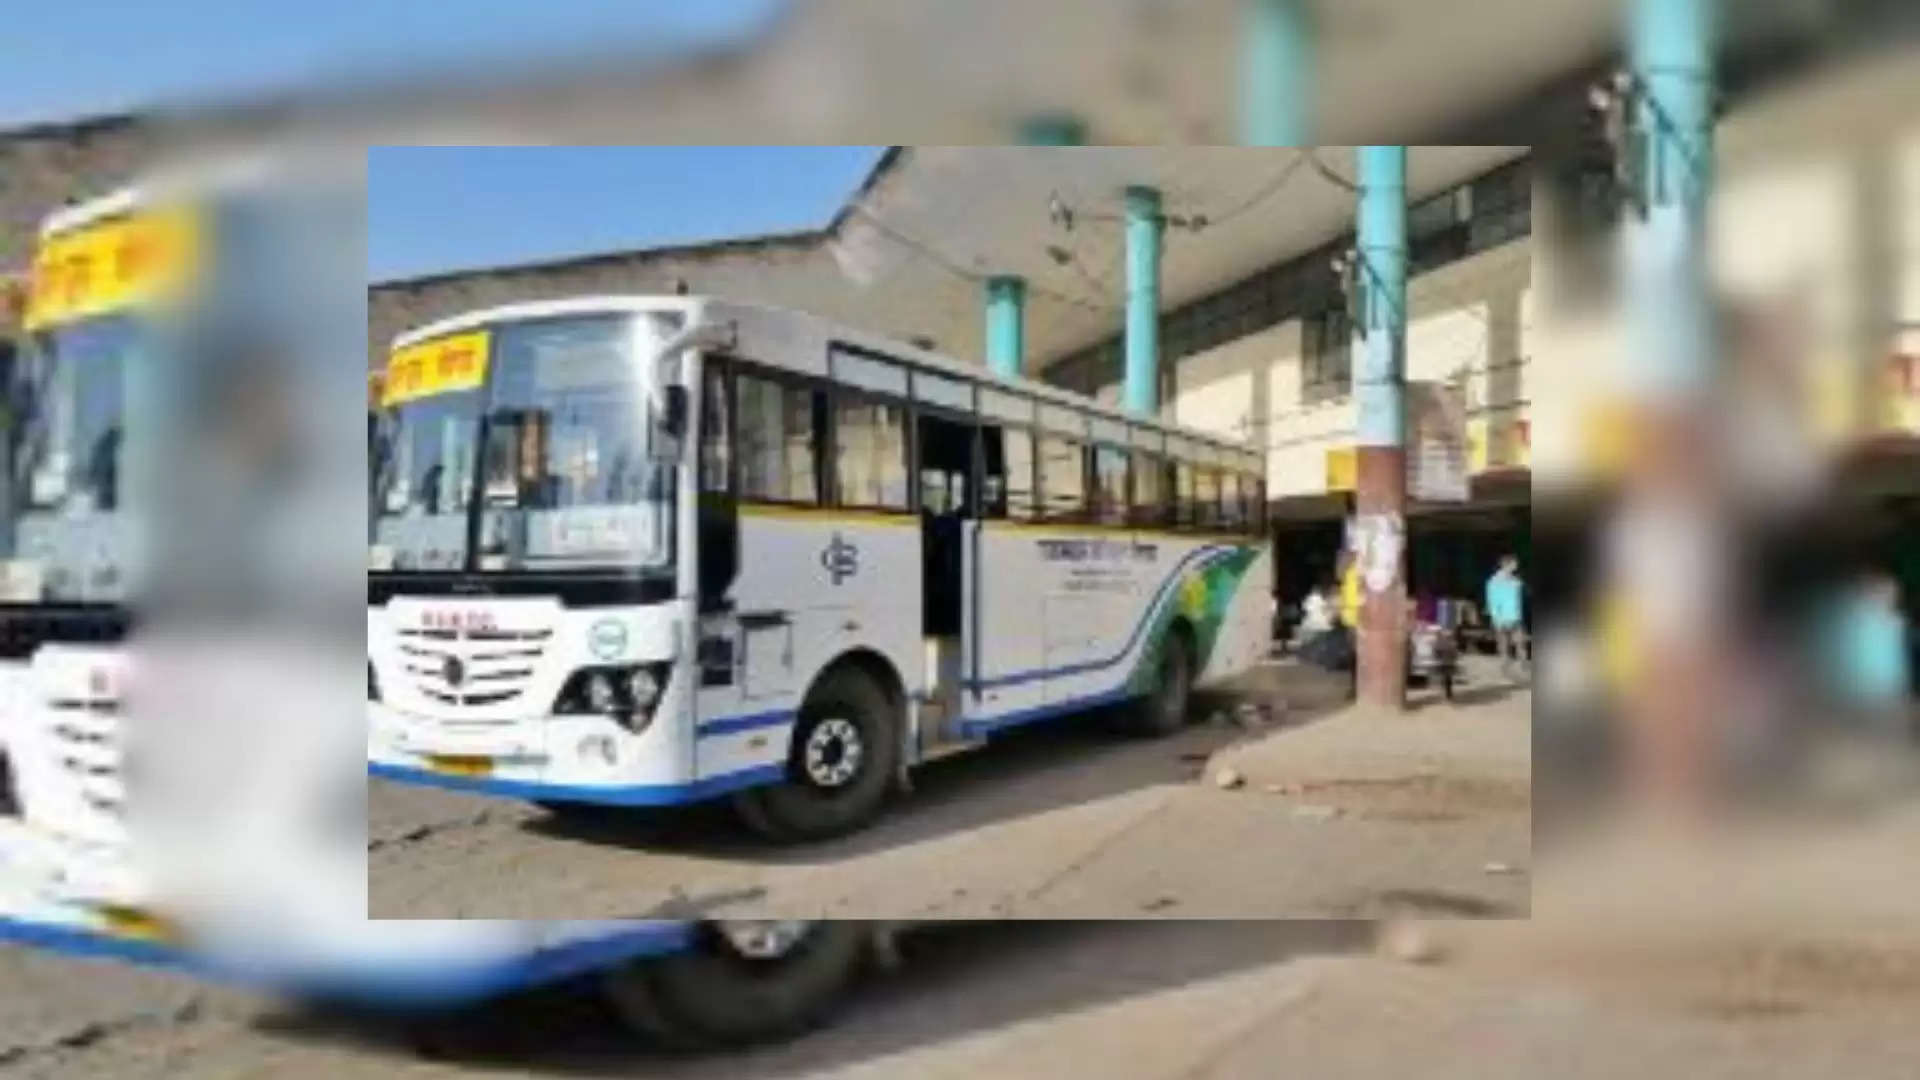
[555,663,667,732]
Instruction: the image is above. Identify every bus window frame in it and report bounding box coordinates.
[1129,448,1168,528]
[730,357,830,509]
[1091,440,1131,527]
[698,354,737,497]
[830,381,915,515]
[979,419,1039,522]
[1034,429,1090,525]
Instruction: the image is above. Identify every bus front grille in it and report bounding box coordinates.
[397,626,552,710]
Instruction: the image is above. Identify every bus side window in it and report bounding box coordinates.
[700,362,732,495]
[980,424,1037,521]
[1093,444,1129,526]
[698,359,738,609]
[1131,450,1165,528]
[1194,466,1221,529]
[1173,459,1195,529]
[737,371,820,504]
[1038,434,1086,523]
[1220,471,1243,531]
[834,393,909,510]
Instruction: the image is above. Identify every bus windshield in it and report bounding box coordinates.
[3,314,140,603]
[370,311,683,575]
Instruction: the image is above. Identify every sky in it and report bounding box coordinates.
[367,147,887,282]
[0,0,785,127]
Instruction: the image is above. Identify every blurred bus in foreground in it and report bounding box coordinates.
[0,171,885,1049]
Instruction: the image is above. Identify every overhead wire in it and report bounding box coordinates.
[840,204,1117,313]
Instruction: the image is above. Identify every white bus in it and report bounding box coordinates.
[368,297,1272,840]
[0,179,893,1052]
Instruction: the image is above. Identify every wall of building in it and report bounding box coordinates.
[0,117,150,331]
[1084,235,1532,510]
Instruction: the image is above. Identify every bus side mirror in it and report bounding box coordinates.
[660,385,689,441]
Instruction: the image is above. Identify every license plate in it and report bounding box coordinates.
[99,905,180,944]
[427,754,493,778]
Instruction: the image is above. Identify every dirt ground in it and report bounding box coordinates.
[7,904,1920,1079]
[369,657,1533,919]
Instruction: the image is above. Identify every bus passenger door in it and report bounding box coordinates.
[970,423,1045,724]
[916,412,973,742]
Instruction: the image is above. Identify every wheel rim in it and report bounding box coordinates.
[803,717,864,788]
[715,919,814,960]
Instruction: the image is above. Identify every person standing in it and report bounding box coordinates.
[1486,555,1528,683]
[1820,571,1912,742]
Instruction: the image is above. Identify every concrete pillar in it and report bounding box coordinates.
[1624,0,1715,401]
[1353,146,1408,710]
[1615,0,1720,811]
[1238,0,1313,146]
[1124,185,1164,417]
[984,275,1026,378]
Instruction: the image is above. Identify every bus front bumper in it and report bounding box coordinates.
[367,703,782,808]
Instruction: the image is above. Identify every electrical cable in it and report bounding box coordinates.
[842,204,1116,313]
[1306,149,1360,193]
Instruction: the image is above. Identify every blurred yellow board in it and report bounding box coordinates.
[383,331,491,407]
[1325,446,1355,492]
[23,208,198,331]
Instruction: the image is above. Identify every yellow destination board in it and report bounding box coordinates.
[23,208,198,331]
[382,331,491,407]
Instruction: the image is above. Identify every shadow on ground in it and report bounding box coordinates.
[488,664,1361,873]
[251,919,1376,1077]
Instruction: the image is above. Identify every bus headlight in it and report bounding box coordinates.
[585,673,618,712]
[555,663,669,734]
[627,667,661,711]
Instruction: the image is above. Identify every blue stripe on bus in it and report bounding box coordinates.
[286,923,699,1007]
[958,686,1137,739]
[695,709,794,738]
[367,761,785,806]
[976,543,1239,690]
[0,916,188,971]
[0,916,698,1009]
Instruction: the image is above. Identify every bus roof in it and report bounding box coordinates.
[39,151,307,240]
[390,295,1260,463]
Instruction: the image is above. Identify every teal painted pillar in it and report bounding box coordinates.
[1353,145,1408,708]
[1018,114,1087,145]
[985,275,1026,378]
[1123,185,1163,416]
[1238,0,1313,146]
[1355,147,1408,449]
[1626,0,1715,399]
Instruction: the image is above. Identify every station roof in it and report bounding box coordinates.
[827,145,1526,369]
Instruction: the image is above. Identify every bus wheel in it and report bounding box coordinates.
[1129,629,1193,736]
[600,920,867,1049]
[734,668,899,842]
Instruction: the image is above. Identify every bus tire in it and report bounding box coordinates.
[600,921,866,1049]
[1128,627,1194,736]
[733,667,899,842]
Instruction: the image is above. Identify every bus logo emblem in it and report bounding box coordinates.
[820,533,859,585]
[589,619,629,661]
[442,655,467,687]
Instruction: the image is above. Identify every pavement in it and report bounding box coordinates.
[368,658,1533,919]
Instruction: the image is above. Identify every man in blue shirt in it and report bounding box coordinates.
[1486,555,1527,683]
